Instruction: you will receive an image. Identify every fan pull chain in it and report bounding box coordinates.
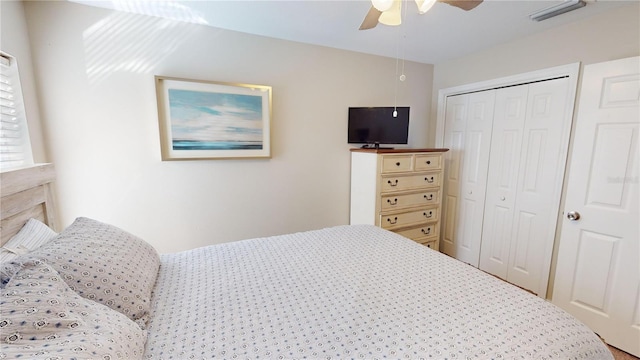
[393,24,400,117]
[400,0,408,81]
[393,0,408,118]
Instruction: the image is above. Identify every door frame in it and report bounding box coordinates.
[435,62,581,298]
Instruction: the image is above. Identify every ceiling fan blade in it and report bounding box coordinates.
[438,0,483,11]
[359,6,382,30]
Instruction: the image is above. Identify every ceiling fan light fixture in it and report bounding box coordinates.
[415,0,437,14]
[379,0,402,26]
[372,0,394,12]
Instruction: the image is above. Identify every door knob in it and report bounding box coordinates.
[567,211,581,221]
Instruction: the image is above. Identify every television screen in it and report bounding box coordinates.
[348,107,409,146]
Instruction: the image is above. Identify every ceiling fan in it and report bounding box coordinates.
[360,0,483,30]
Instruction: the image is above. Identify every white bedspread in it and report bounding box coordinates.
[144,225,612,359]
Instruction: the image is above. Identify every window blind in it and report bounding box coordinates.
[0,52,33,170]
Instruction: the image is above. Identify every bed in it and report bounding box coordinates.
[0,164,614,359]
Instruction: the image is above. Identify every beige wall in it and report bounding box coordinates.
[429,2,640,146]
[21,1,433,253]
[0,1,47,163]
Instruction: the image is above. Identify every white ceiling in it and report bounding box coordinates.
[68,0,634,64]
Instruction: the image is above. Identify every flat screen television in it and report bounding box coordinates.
[348,107,409,148]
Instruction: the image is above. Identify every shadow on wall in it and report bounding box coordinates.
[82,1,206,85]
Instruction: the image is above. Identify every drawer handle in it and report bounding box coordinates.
[424,194,434,201]
[423,211,433,218]
[421,227,432,235]
[387,217,398,225]
[426,160,431,165]
[426,243,431,248]
[388,179,399,187]
[387,198,398,205]
[425,176,434,183]
[395,162,401,167]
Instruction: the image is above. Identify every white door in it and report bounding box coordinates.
[480,77,572,296]
[441,94,468,259]
[441,90,495,266]
[479,85,528,279]
[552,56,640,356]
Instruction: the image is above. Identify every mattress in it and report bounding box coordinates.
[143,225,612,359]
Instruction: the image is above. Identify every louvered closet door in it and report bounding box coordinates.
[441,90,496,266]
[479,77,571,295]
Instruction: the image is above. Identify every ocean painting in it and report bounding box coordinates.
[156,77,271,160]
[168,89,264,151]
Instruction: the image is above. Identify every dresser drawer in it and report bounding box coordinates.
[381,190,441,211]
[381,172,441,192]
[420,239,439,250]
[395,223,440,241]
[381,155,413,173]
[414,154,441,171]
[380,208,438,230]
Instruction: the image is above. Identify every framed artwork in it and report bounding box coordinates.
[155,76,272,160]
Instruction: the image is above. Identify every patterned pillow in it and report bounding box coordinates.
[0,218,57,263]
[0,260,146,359]
[0,261,22,289]
[22,217,160,328]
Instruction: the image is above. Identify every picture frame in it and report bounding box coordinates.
[155,76,272,160]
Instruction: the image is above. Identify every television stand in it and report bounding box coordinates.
[361,144,394,150]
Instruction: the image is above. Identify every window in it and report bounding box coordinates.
[0,51,33,170]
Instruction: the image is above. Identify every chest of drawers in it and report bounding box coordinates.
[350,148,448,250]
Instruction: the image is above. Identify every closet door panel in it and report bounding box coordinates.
[457,90,496,267]
[441,95,467,256]
[485,205,511,277]
[479,85,528,277]
[448,90,496,266]
[507,77,570,293]
[443,132,463,250]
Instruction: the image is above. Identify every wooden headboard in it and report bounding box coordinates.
[0,163,57,245]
